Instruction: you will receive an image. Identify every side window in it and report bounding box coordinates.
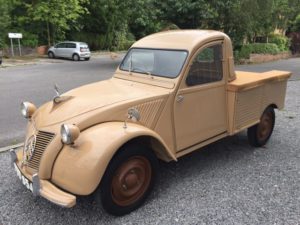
[186,44,223,86]
[67,43,76,48]
[56,43,66,48]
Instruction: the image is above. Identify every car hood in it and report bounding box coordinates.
[33,77,169,127]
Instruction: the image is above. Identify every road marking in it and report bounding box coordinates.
[0,143,23,153]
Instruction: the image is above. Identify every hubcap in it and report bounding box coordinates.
[111,156,151,206]
[257,111,273,142]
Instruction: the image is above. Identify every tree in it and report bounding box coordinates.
[154,0,216,29]
[26,0,88,46]
[127,0,162,39]
[0,0,12,48]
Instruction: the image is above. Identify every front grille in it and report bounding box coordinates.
[28,131,55,170]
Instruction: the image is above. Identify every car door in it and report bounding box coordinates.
[65,43,76,58]
[55,43,67,57]
[174,41,227,151]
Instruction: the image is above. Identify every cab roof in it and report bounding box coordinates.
[132,30,228,52]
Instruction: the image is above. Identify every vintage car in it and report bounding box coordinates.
[11,30,291,216]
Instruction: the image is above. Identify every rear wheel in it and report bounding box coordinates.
[72,54,80,61]
[96,144,158,216]
[247,106,275,147]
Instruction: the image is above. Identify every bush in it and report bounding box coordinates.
[21,33,38,47]
[0,38,5,49]
[71,31,135,51]
[269,34,290,51]
[238,43,280,59]
[291,14,300,32]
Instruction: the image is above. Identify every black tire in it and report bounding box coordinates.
[84,57,90,61]
[96,144,158,216]
[72,54,80,61]
[247,106,275,147]
[48,51,55,59]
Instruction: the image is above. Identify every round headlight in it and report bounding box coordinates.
[21,102,37,119]
[61,124,80,145]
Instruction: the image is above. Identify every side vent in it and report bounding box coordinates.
[134,99,164,128]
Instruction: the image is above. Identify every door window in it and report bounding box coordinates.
[186,44,223,86]
[56,43,67,48]
[66,43,76,48]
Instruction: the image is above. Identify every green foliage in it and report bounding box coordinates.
[291,14,300,32]
[154,0,216,29]
[21,33,39,47]
[2,0,300,51]
[269,34,290,51]
[0,0,12,48]
[238,43,280,59]
[26,0,88,46]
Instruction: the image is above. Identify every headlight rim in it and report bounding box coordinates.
[21,101,36,119]
[60,124,80,145]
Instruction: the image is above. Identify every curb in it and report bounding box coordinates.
[0,143,24,153]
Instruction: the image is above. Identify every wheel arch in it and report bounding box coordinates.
[120,135,175,162]
[51,122,176,196]
[268,103,278,109]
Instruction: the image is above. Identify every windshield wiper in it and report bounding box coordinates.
[132,67,152,77]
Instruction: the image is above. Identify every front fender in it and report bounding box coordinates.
[51,122,176,195]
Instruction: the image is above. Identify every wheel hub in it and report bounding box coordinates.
[257,111,273,142]
[111,156,151,206]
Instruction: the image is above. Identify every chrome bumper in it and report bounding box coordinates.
[10,149,76,207]
[10,149,40,196]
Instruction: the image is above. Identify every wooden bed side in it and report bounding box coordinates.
[227,70,291,92]
[227,70,290,135]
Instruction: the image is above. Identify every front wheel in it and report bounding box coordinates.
[96,144,158,216]
[247,106,275,147]
[48,51,55,59]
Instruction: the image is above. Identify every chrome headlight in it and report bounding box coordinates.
[61,124,80,145]
[21,102,37,119]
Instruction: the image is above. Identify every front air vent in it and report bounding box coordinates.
[28,131,55,170]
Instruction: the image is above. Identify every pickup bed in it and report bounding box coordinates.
[228,70,290,134]
[12,30,291,216]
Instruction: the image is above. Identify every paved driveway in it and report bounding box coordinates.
[0,57,299,224]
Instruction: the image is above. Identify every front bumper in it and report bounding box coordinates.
[10,148,76,208]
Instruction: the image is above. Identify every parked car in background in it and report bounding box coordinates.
[48,42,91,61]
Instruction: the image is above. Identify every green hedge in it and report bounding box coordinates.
[238,43,280,59]
[21,33,39,48]
[269,34,290,51]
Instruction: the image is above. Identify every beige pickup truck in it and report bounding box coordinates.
[11,30,291,216]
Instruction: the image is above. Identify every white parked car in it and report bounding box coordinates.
[48,41,91,61]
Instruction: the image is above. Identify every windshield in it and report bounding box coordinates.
[120,48,188,78]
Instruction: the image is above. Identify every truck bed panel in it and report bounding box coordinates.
[227,70,290,135]
[228,70,291,92]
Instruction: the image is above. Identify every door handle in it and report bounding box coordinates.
[176,95,184,103]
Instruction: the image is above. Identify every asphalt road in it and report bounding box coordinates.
[0,55,122,147]
[0,57,299,224]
